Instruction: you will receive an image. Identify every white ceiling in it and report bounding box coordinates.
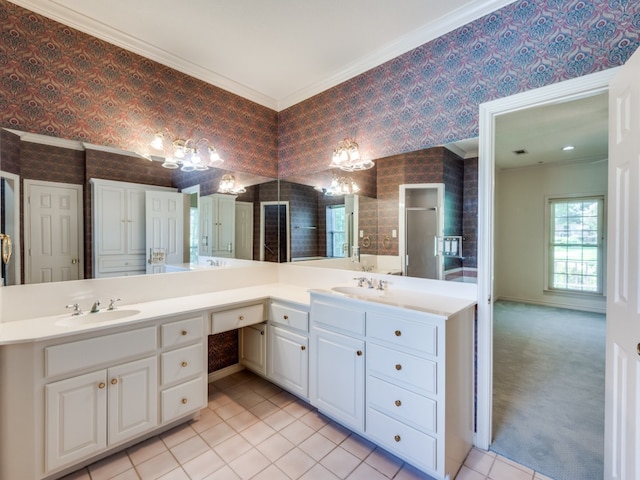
[10,0,516,110]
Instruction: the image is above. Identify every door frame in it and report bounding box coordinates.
[24,179,84,284]
[259,201,290,262]
[0,171,21,285]
[475,68,618,449]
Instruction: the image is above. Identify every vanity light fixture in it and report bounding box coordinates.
[324,175,360,196]
[150,130,223,171]
[218,174,246,194]
[330,138,374,171]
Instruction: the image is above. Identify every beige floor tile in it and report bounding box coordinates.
[228,448,271,479]
[340,434,376,460]
[275,447,317,479]
[256,432,296,462]
[110,469,141,480]
[318,421,351,444]
[169,434,210,464]
[497,455,535,475]
[202,465,240,480]
[160,423,197,448]
[226,409,259,432]
[364,447,403,478]
[190,409,223,433]
[236,391,266,409]
[59,469,91,480]
[249,399,281,419]
[127,436,168,466]
[250,464,290,480]
[300,431,338,461]
[346,462,391,480]
[489,457,534,480]
[88,450,132,480]
[464,448,496,476]
[283,399,314,418]
[394,463,436,479]
[280,419,316,444]
[300,463,341,480]
[157,468,190,480]
[136,450,179,480]
[207,391,233,410]
[454,465,486,480]
[253,381,283,398]
[240,419,277,445]
[199,421,236,447]
[214,400,246,420]
[299,409,330,431]
[263,408,296,430]
[213,433,252,463]
[320,446,361,478]
[269,390,297,407]
[182,450,225,480]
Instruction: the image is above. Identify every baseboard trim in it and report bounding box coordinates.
[208,363,245,383]
[495,295,605,314]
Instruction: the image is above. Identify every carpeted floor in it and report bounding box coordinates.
[491,300,605,480]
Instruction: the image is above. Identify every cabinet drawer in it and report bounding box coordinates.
[97,255,146,273]
[45,327,157,378]
[161,316,204,347]
[161,377,205,424]
[367,376,436,434]
[211,303,264,334]
[367,343,437,396]
[311,299,365,336]
[270,302,309,332]
[367,312,438,357]
[367,407,437,472]
[161,344,204,386]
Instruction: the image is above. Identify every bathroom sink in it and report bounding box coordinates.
[331,286,385,297]
[56,309,141,326]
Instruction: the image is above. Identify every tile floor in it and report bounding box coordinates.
[61,370,554,480]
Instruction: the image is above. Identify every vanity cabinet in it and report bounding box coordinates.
[91,179,174,278]
[240,322,267,376]
[310,297,366,431]
[309,292,473,480]
[199,193,236,258]
[267,301,309,399]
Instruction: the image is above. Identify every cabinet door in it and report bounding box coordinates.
[268,325,308,398]
[96,185,127,255]
[127,189,147,254]
[240,323,267,375]
[108,357,158,445]
[199,196,213,256]
[310,327,365,431]
[45,370,107,472]
[216,195,236,256]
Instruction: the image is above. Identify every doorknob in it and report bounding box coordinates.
[637,343,640,356]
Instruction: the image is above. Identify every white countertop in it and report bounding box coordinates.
[0,280,475,345]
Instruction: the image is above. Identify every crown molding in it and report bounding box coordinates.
[9,0,517,112]
[4,128,84,150]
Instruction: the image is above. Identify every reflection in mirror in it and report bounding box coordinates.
[0,171,20,286]
[282,144,478,282]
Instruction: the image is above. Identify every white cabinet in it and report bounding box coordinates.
[310,298,365,432]
[91,179,174,277]
[45,355,157,471]
[199,193,236,257]
[267,301,310,399]
[240,322,267,376]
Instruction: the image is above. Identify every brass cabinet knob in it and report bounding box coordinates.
[111,378,118,385]
[356,350,363,356]
[637,343,640,355]
[260,330,265,335]
[301,345,306,351]
[98,382,106,389]
[181,330,188,336]
[395,364,402,371]
[239,315,244,321]
[394,435,401,442]
[284,315,289,320]
[181,361,188,368]
[181,398,188,404]
[395,330,402,337]
[395,400,402,407]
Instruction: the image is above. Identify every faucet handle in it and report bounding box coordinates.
[377,280,388,291]
[108,298,122,310]
[65,303,82,316]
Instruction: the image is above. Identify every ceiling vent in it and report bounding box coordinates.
[513,149,528,155]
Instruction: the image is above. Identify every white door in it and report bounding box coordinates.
[145,191,184,273]
[108,357,157,445]
[216,195,236,256]
[235,201,254,260]
[605,48,640,479]
[26,181,82,283]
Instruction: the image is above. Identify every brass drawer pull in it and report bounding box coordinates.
[111,378,118,385]
[181,398,188,404]
[284,315,289,320]
[395,330,402,337]
[239,315,244,321]
[181,330,188,336]
[395,400,401,407]
[301,345,306,351]
[395,364,402,371]
[394,435,401,442]
[356,350,363,356]
[181,361,188,368]
[98,382,106,389]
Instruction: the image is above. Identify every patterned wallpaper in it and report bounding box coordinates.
[278,0,640,178]
[0,0,278,179]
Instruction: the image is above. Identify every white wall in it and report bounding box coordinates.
[495,160,607,313]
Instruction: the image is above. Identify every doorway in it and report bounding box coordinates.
[260,201,289,262]
[476,68,618,452]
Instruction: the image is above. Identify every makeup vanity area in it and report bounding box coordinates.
[0,262,476,480]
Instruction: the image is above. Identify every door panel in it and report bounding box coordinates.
[145,191,184,273]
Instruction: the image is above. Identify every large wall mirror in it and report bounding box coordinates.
[0,127,478,285]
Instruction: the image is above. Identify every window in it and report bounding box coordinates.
[548,196,604,294]
[326,205,346,258]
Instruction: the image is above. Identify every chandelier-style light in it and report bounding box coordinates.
[330,138,374,171]
[150,130,223,172]
[218,174,246,194]
[324,175,360,196]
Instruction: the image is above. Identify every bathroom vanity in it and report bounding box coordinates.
[0,265,475,480]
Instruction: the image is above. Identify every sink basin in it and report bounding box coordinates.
[56,309,141,326]
[331,286,385,297]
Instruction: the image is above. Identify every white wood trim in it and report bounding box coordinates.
[207,363,245,383]
[476,68,618,450]
[0,171,21,285]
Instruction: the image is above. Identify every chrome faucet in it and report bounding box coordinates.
[351,245,361,263]
[90,300,101,313]
[108,298,121,310]
[65,303,82,316]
